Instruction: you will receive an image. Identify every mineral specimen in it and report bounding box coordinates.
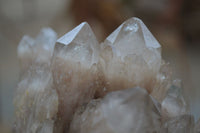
[14,17,197,133]
[51,22,100,132]
[69,87,162,133]
[14,28,58,133]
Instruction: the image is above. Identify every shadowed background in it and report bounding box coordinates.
[0,0,199,132]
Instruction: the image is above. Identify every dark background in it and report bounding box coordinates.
[0,0,199,132]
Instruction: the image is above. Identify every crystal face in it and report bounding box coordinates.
[14,17,197,133]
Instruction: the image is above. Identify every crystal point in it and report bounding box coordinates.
[98,17,162,96]
[52,23,100,132]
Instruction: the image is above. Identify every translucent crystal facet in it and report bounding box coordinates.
[97,18,162,96]
[70,88,162,133]
[51,22,100,132]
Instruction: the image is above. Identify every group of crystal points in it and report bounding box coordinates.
[14,18,199,133]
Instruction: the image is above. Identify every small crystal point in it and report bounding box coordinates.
[161,80,188,120]
[70,87,162,133]
[52,22,100,132]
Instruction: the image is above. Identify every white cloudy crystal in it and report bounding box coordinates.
[69,87,162,133]
[97,17,161,96]
[161,79,189,120]
[14,28,58,133]
[51,22,100,132]
[17,28,57,73]
[163,115,194,133]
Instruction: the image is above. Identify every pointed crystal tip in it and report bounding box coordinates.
[57,22,91,45]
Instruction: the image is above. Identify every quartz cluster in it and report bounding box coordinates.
[14,17,199,133]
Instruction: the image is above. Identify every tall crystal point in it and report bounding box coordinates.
[98,17,161,96]
[52,22,100,132]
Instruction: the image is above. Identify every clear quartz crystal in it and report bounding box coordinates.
[98,17,161,96]
[161,79,189,120]
[14,28,58,133]
[163,115,194,133]
[69,87,162,133]
[51,22,100,132]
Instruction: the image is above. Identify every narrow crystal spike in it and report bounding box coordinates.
[163,115,194,133]
[161,80,188,120]
[70,88,162,133]
[52,22,100,132]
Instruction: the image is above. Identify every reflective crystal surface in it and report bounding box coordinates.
[69,87,162,133]
[51,22,100,132]
[14,28,58,133]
